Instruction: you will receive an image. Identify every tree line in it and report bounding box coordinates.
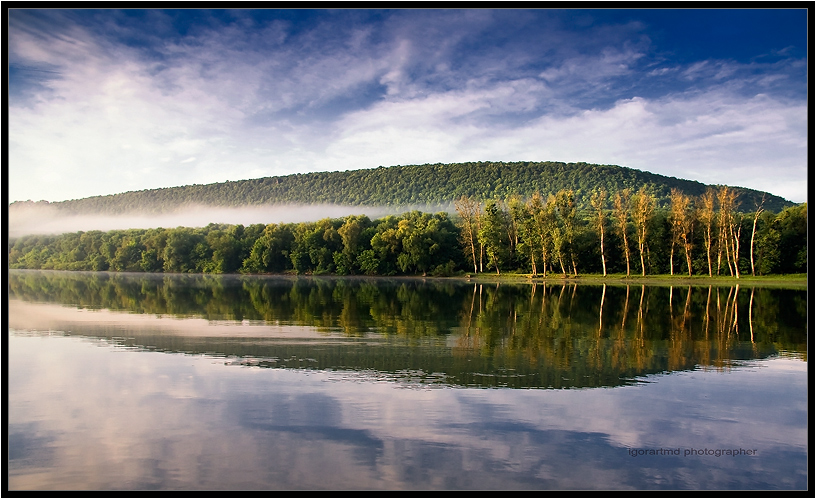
[455,187,805,277]
[8,211,460,276]
[11,161,792,215]
[8,190,806,277]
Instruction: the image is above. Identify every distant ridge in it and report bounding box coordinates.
[13,161,793,214]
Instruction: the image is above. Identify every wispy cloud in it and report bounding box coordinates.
[8,9,808,204]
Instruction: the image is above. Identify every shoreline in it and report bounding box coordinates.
[9,268,808,288]
[451,273,808,289]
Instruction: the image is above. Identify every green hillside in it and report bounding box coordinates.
[15,161,793,214]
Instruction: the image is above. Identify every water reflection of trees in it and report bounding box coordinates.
[455,281,806,375]
[9,271,807,387]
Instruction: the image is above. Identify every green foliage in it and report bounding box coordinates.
[17,161,793,216]
[336,215,371,275]
[773,203,808,274]
[163,228,204,273]
[478,201,508,274]
[7,198,806,277]
[242,223,295,273]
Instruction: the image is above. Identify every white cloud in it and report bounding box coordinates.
[539,47,643,83]
[8,319,807,489]
[7,12,808,205]
[322,86,807,202]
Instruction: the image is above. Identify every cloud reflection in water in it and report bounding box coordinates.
[8,332,807,491]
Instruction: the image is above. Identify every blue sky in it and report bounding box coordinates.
[8,8,809,203]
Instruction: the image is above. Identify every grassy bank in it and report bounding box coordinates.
[9,267,807,289]
[449,272,808,288]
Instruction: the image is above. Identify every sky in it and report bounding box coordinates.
[7,8,809,204]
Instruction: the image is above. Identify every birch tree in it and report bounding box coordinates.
[528,192,553,277]
[454,196,480,274]
[716,187,737,276]
[680,200,695,277]
[556,189,578,276]
[590,189,608,276]
[698,189,716,276]
[613,189,632,276]
[750,195,765,276]
[669,189,691,276]
[512,199,539,276]
[630,186,655,276]
[478,200,507,275]
[549,194,567,275]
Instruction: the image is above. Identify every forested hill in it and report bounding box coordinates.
[16,161,793,214]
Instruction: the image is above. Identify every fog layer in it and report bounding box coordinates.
[9,203,452,237]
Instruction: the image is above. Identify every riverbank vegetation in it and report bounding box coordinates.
[8,188,806,278]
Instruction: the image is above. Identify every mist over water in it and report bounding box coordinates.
[8,203,453,237]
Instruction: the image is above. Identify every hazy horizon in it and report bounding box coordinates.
[8,202,454,238]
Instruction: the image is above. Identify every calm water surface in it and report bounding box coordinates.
[7,270,808,490]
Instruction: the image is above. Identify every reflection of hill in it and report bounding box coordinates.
[9,270,807,389]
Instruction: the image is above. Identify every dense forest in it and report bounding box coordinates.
[10,161,793,214]
[9,186,807,277]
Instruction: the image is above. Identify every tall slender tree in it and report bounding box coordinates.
[478,200,507,275]
[731,212,743,279]
[716,187,737,276]
[750,194,765,276]
[548,194,567,275]
[474,202,484,273]
[511,198,539,276]
[454,196,480,274]
[669,189,692,276]
[612,189,632,276]
[556,189,578,276]
[504,195,521,264]
[528,192,553,277]
[698,189,716,276]
[630,186,655,276]
[590,189,608,276]
[680,200,696,277]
